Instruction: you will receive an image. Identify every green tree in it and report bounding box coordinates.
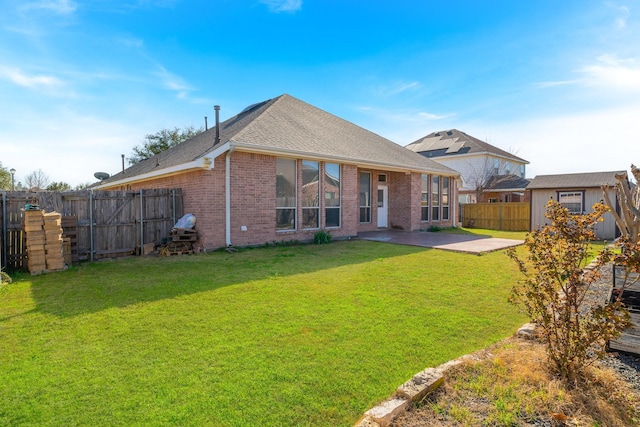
[507,200,632,382]
[129,125,204,164]
[0,162,11,190]
[46,181,72,191]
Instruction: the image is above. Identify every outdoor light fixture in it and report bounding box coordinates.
[9,168,15,191]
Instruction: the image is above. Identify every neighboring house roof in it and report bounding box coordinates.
[484,174,530,191]
[526,171,627,189]
[100,94,458,187]
[405,129,529,164]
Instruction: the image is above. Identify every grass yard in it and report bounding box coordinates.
[0,240,526,426]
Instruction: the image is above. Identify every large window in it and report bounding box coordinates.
[325,163,341,227]
[431,175,440,221]
[421,174,429,221]
[442,176,450,220]
[276,158,296,230]
[301,161,320,229]
[558,191,583,214]
[359,172,371,223]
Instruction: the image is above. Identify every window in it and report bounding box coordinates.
[520,164,526,179]
[302,160,319,229]
[505,161,511,175]
[378,174,387,183]
[558,191,583,214]
[325,163,341,227]
[493,158,499,175]
[421,174,429,221]
[431,176,440,221]
[442,176,450,220]
[359,172,371,223]
[276,158,296,230]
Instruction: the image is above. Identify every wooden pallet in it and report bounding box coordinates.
[159,241,193,256]
[171,228,198,242]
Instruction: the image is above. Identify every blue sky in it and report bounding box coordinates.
[1,0,639,186]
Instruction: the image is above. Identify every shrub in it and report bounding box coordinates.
[313,230,332,244]
[507,201,631,383]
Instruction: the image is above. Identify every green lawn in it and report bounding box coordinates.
[1,240,526,426]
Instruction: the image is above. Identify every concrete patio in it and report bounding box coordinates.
[357,230,524,254]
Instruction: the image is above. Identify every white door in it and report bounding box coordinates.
[377,185,388,228]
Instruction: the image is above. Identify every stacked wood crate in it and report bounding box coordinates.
[25,210,46,273]
[24,210,66,274]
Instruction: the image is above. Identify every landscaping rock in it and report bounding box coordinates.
[395,368,443,401]
[517,322,537,339]
[364,397,409,427]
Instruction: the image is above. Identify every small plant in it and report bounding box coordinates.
[507,200,632,383]
[1,269,12,290]
[427,225,441,232]
[313,230,332,244]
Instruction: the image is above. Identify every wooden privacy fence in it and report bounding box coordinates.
[1,189,184,271]
[460,202,530,232]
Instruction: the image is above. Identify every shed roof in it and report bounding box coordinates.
[526,171,627,189]
[102,94,458,186]
[405,129,528,164]
[484,174,530,191]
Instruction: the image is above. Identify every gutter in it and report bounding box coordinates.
[95,142,231,189]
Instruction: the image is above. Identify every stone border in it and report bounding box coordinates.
[354,324,537,427]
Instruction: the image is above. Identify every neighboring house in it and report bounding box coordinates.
[97,94,460,251]
[405,129,529,203]
[526,171,626,240]
[482,174,531,203]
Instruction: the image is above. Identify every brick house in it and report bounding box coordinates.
[97,94,459,251]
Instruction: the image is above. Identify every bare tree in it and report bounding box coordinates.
[464,156,515,202]
[24,169,50,191]
[602,164,640,243]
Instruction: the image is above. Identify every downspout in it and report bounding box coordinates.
[225,146,235,247]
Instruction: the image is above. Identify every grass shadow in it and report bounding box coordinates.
[19,240,429,318]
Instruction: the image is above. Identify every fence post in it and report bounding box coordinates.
[1,192,6,270]
[172,189,176,226]
[139,189,144,252]
[89,190,94,262]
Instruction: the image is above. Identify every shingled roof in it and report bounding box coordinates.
[102,94,457,186]
[526,171,627,189]
[405,129,528,164]
[484,174,530,191]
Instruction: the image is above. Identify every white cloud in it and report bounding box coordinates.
[579,54,640,91]
[259,0,302,13]
[0,66,63,88]
[607,2,630,29]
[20,0,77,15]
[154,65,192,92]
[470,105,640,180]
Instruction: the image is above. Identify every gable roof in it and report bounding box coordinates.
[484,174,530,191]
[526,171,627,189]
[405,129,528,164]
[101,94,457,187]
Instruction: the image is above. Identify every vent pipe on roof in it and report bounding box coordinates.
[204,116,208,131]
[214,105,221,145]
[121,154,125,173]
